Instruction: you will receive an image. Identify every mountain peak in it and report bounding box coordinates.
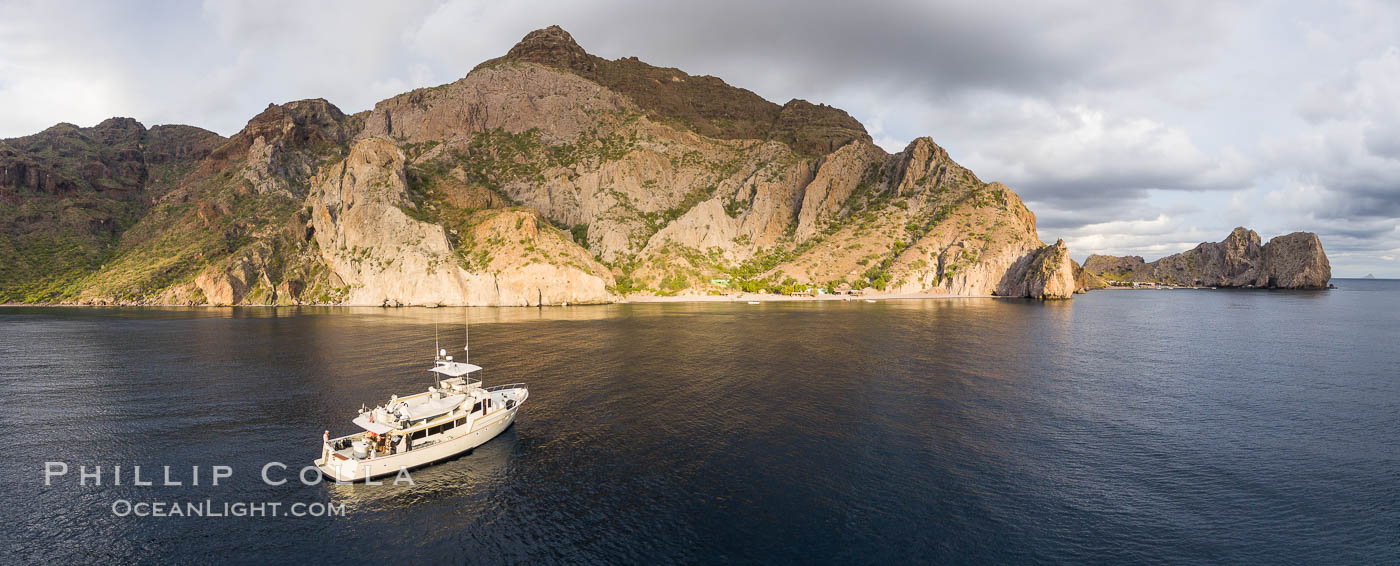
[94,117,145,132]
[505,25,595,73]
[474,25,867,155]
[1224,226,1260,246]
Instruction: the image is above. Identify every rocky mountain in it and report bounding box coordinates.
[0,118,223,300]
[477,25,870,156]
[1082,227,1331,289]
[0,25,1084,306]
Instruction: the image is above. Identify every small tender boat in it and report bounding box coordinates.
[315,348,527,482]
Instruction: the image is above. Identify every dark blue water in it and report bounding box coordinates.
[2,280,1397,564]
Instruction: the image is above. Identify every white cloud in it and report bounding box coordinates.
[1248,46,1400,275]
[962,101,1252,194]
[0,0,1398,275]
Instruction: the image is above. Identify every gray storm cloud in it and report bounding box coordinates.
[1,0,1397,275]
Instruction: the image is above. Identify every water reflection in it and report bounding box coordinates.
[0,304,633,325]
[4,287,1399,564]
[328,426,519,512]
[225,305,630,325]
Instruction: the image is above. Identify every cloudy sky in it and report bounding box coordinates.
[2,0,1397,276]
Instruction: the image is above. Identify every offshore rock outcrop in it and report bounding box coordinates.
[1260,232,1332,288]
[1083,227,1331,289]
[996,240,1078,299]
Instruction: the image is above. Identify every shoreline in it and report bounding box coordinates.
[2,281,1351,309]
[1,292,997,309]
[620,292,989,303]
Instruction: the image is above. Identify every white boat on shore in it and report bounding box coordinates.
[315,349,527,482]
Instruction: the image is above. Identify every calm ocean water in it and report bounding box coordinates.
[2,279,1397,564]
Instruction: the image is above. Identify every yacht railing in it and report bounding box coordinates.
[484,383,526,392]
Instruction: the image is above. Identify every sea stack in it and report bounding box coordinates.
[1082,227,1331,289]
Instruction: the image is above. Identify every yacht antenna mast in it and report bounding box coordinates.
[435,324,440,360]
[464,308,470,364]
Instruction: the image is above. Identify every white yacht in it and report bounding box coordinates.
[315,349,528,482]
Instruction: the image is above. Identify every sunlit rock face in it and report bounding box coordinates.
[3,25,1117,305]
[1084,227,1331,289]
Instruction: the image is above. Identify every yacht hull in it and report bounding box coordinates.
[315,405,520,482]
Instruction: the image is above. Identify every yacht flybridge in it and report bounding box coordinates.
[315,348,527,482]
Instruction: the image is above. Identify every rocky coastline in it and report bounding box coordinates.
[1082,227,1331,290]
[0,28,1326,306]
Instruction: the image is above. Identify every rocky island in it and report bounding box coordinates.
[0,26,1324,306]
[0,26,1090,306]
[1082,227,1331,289]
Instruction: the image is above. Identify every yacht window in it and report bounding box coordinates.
[429,425,441,436]
[455,417,466,427]
[442,420,455,431]
[410,430,425,441]
[471,402,483,413]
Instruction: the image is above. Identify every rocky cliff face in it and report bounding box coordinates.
[0,118,223,301]
[2,25,1084,305]
[1072,260,1107,292]
[214,99,360,198]
[996,240,1079,299]
[1259,232,1332,288]
[305,137,612,306]
[64,99,360,306]
[1083,227,1331,289]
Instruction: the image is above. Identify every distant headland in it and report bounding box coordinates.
[1082,227,1331,290]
